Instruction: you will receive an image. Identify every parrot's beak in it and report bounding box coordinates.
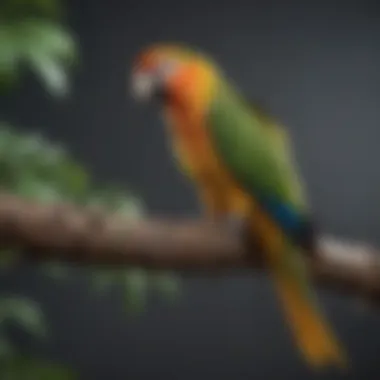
[130,72,158,102]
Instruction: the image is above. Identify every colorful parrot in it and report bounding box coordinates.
[130,43,347,368]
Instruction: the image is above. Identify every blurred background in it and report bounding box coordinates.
[1,0,380,379]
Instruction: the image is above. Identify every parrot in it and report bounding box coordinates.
[130,43,347,368]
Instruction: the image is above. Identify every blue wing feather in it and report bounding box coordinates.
[258,193,315,251]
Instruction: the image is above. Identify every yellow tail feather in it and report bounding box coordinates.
[273,269,348,369]
[247,210,348,369]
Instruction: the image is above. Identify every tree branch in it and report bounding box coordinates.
[0,192,379,305]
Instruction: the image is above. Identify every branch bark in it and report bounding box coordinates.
[0,192,379,305]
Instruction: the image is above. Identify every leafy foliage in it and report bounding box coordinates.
[0,0,75,95]
[0,296,46,339]
[1,356,76,380]
[0,0,81,376]
[0,124,180,304]
[0,296,75,379]
[0,0,180,378]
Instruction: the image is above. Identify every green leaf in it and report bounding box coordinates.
[0,335,14,359]
[0,0,62,19]
[12,133,58,162]
[54,161,89,199]
[0,18,76,96]
[123,269,148,313]
[20,20,75,60]
[14,178,63,203]
[0,297,47,339]
[0,126,20,155]
[19,20,75,96]
[90,186,144,218]
[0,25,20,85]
[30,54,69,96]
[116,197,144,219]
[0,356,76,380]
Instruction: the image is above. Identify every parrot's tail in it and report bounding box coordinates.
[272,269,347,368]
[247,213,347,369]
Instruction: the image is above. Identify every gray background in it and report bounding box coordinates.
[2,0,380,378]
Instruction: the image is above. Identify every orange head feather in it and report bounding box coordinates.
[130,43,219,107]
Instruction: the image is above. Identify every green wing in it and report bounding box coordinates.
[248,101,307,207]
[206,80,313,245]
[207,81,307,209]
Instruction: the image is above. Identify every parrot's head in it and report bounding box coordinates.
[130,43,219,105]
